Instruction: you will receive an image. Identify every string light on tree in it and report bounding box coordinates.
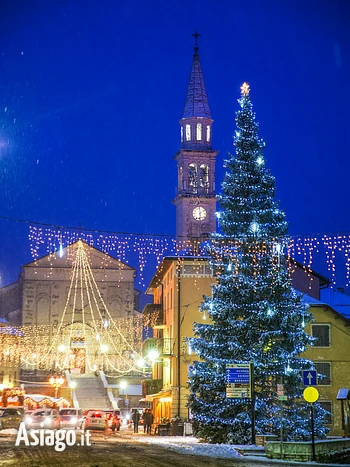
[187,82,329,444]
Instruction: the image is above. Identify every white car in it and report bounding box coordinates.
[83,410,107,431]
[59,408,84,429]
[24,409,61,429]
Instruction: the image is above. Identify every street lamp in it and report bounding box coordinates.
[148,349,159,362]
[49,376,65,399]
[120,380,128,408]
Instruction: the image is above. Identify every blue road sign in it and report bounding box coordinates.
[303,370,317,386]
[225,365,250,384]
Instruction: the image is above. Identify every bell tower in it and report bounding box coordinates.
[173,32,218,243]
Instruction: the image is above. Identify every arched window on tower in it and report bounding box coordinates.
[181,126,184,143]
[188,164,197,193]
[186,124,191,141]
[206,125,211,142]
[200,164,209,193]
[178,166,184,191]
[196,123,202,141]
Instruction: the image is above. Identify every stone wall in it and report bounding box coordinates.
[266,438,350,462]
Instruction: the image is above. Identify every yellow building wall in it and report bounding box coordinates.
[151,259,213,420]
[302,305,350,436]
[150,261,350,434]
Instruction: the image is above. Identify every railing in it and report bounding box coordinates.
[141,378,163,397]
[143,304,164,328]
[99,370,118,409]
[143,337,174,357]
[65,369,79,409]
[175,188,216,197]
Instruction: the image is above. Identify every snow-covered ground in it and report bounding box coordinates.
[133,434,264,459]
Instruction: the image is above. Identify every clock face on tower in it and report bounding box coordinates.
[193,206,207,221]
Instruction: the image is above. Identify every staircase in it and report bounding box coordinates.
[71,374,110,409]
[235,446,266,458]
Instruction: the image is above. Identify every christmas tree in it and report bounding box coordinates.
[187,82,329,444]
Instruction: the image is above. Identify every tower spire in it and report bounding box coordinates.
[193,30,201,54]
[173,34,218,243]
[182,32,212,120]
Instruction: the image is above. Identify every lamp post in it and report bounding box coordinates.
[49,376,65,399]
[120,380,128,408]
[69,381,77,406]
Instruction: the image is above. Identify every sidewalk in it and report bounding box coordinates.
[119,430,347,466]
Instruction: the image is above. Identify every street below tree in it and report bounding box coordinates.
[0,428,328,467]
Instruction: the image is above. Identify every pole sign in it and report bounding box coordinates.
[303,387,319,463]
[226,364,251,398]
[303,370,317,386]
[303,387,319,403]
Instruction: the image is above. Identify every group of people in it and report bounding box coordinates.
[131,408,154,434]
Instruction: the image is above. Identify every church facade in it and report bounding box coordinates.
[0,241,142,375]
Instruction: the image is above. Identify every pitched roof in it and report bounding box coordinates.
[181,49,212,119]
[24,240,134,271]
[298,291,350,324]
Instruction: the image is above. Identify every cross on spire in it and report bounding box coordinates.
[192,30,201,54]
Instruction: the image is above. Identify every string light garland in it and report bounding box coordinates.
[18,240,159,375]
[27,226,350,289]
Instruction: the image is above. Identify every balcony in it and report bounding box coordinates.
[143,337,174,357]
[142,378,163,397]
[143,304,165,328]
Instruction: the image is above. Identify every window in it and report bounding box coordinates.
[199,164,209,192]
[178,166,183,190]
[206,125,210,142]
[311,324,330,347]
[181,262,212,277]
[188,164,197,193]
[186,124,191,141]
[181,126,183,142]
[314,362,331,385]
[182,264,199,275]
[319,401,332,425]
[196,123,202,140]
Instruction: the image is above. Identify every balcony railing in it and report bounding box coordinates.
[141,378,163,397]
[143,304,164,328]
[143,337,174,357]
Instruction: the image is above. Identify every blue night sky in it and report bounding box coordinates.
[0,0,349,286]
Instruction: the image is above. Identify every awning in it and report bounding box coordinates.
[145,390,172,402]
[23,394,70,408]
[337,388,350,400]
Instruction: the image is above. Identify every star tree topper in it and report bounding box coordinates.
[240,82,250,95]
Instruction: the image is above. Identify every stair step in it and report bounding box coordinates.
[236,448,266,457]
[71,374,110,410]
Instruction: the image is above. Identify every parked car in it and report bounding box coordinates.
[0,408,23,430]
[83,410,107,431]
[103,410,121,431]
[59,408,84,429]
[24,409,61,429]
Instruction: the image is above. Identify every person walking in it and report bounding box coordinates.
[146,409,154,435]
[132,409,140,433]
[142,409,148,433]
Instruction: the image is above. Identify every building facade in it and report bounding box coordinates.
[0,241,143,376]
[143,256,350,435]
[302,299,350,437]
[0,320,22,393]
[143,256,212,422]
